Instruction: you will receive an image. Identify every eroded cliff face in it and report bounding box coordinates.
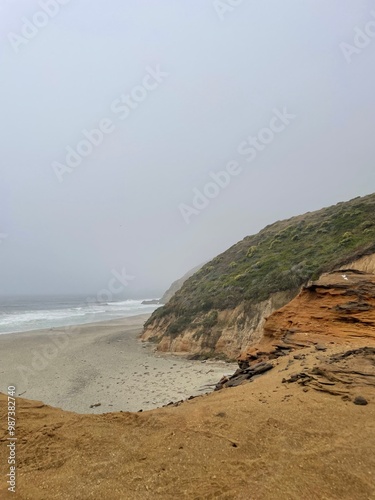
[141,289,297,359]
[345,253,375,274]
[238,266,375,364]
[142,254,375,360]
[264,270,375,342]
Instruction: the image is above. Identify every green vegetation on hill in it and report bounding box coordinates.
[160,263,204,304]
[145,194,375,337]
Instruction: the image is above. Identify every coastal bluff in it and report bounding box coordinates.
[142,194,375,360]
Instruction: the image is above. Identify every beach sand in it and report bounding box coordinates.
[0,314,237,413]
[1,343,375,499]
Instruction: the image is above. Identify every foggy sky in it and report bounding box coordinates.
[1,0,375,298]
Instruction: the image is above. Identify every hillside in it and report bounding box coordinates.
[142,194,375,359]
[160,263,204,304]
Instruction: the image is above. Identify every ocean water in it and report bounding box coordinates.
[0,295,161,334]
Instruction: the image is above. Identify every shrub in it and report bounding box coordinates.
[246,246,257,258]
[202,310,218,328]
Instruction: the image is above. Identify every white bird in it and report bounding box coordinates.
[341,274,349,280]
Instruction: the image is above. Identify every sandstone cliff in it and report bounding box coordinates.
[264,269,375,344]
[143,289,296,359]
[142,193,375,359]
[346,252,375,274]
[238,268,375,366]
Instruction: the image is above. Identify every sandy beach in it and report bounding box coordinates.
[1,342,375,499]
[0,314,237,413]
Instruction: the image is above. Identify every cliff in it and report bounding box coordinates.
[142,193,375,359]
[264,269,375,344]
[237,269,375,367]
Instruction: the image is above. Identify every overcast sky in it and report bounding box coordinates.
[1,0,374,298]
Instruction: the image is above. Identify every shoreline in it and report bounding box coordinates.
[0,313,154,338]
[0,309,160,337]
[0,314,237,414]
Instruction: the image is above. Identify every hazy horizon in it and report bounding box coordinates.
[1,0,375,297]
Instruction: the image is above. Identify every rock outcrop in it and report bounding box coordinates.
[264,269,375,343]
[345,252,375,274]
[238,269,375,365]
[282,346,375,402]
